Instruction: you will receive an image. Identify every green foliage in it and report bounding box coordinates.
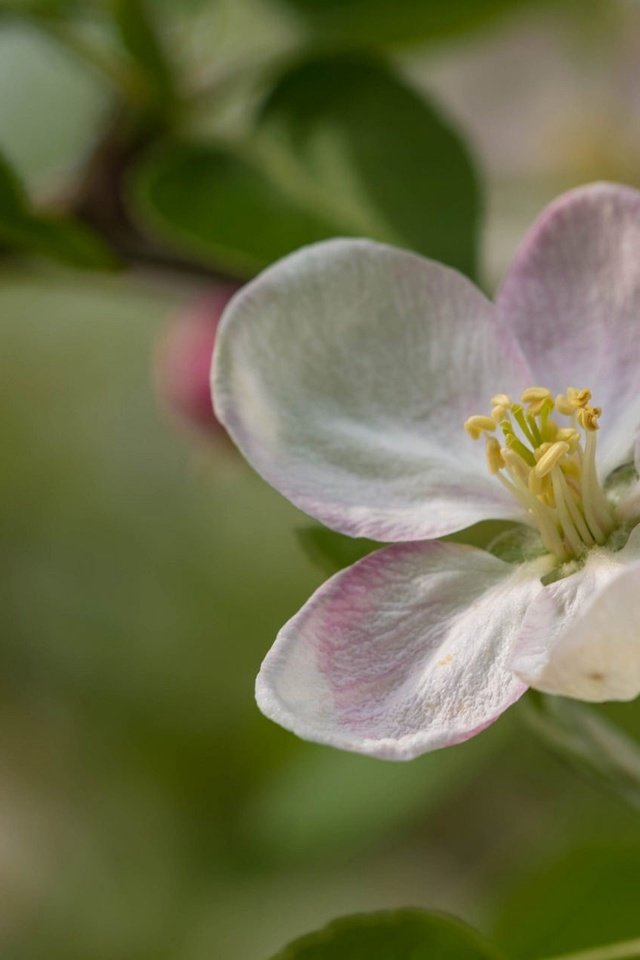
[247,720,510,864]
[296,521,525,577]
[111,0,176,110]
[492,845,640,958]
[130,56,479,278]
[269,0,550,49]
[0,0,80,17]
[269,910,502,960]
[257,55,480,277]
[130,140,341,276]
[0,152,117,267]
[296,525,380,575]
[522,694,640,811]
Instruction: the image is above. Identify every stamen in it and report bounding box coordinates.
[464,383,616,562]
[577,405,601,432]
[503,429,536,467]
[567,387,591,408]
[485,437,504,474]
[538,398,555,438]
[534,441,570,478]
[497,455,569,559]
[580,429,612,542]
[521,386,553,405]
[464,415,497,439]
[526,413,543,446]
[550,467,586,557]
[521,387,553,417]
[555,427,580,452]
[501,446,531,481]
[511,403,539,449]
[555,469,595,548]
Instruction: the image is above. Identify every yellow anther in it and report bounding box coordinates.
[528,470,553,500]
[577,405,601,431]
[464,415,497,439]
[501,446,530,480]
[555,393,574,415]
[534,441,570,478]
[521,386,552,409]
[485,436,504,475]
[567,387,591,408]
[555,427,580,451]
[529,397,552,416]
[464,382,614,562]
[561,458,580,477]
[534,442,552,460]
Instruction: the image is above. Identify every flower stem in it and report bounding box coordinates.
[541,938,640,960]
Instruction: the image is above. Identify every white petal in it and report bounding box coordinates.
[256,540,549,760]
[497,182,640,475]
[214,239,530,541]
[511,527,640,701]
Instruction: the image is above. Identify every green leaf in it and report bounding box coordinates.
[521,694,640,811]
[257,55,480,277]
[0,150,25,216]
[243,719,512,865]
[271,0,557,49]
[269,910,502,960]
[129,141,341,277]
[297,525,380,574]
[0,215,118,268]
[0,0,79,17]
[130,57,480,278]
[0,151,117,268]
[111,0,176,108]
[492,845,640,959]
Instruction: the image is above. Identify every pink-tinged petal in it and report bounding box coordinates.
[497,182,640,476]
[214,239,531,542]
[256,540,550,760]
[511,527,640,701]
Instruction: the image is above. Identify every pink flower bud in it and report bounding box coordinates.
[155,285,238,440]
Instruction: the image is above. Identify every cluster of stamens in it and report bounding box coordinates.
[465,387,615,562]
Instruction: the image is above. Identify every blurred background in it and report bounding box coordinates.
[2,1,640,958]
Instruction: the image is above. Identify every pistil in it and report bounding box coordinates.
[464,386,616,562]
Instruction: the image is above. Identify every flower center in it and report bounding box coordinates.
[464,386,615,562]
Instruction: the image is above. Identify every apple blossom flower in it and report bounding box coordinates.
[213,182,640,760]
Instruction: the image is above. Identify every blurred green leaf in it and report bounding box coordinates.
[0,24,112,195]
[111,0,176,109]
[0,0,78,17]
[0,150,24,215]
[131,57,480,278]
[257,55,480,276]
[0,150,117,268]
[129,140,340,276]
[243,719,512,865]
[271,0,555,49]
[269,910,502,960]
[1,215,118,268]
[522,694,640,812]
[297,525,380,575]
[492,845,640,959]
